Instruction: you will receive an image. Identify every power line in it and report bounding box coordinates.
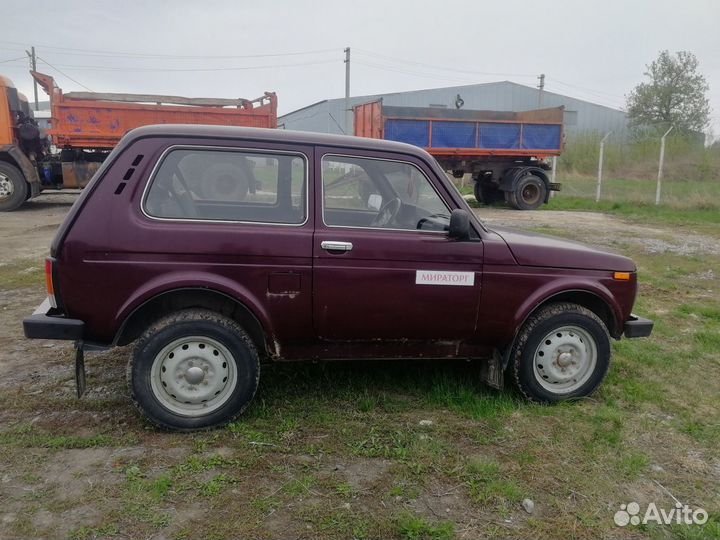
[29,58,338,73]
[547,77,626,100]
[0,39,339,60]
[36,56,93,91]
[355,60,491,84]
[0,56,26,64]
[355,49,536,78]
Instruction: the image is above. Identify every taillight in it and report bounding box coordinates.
[45,258,57,308]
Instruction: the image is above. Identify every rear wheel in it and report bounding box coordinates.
[510,303,611,403]
[128,309,260,431]
[0,162,28,212]
[507,174,546,210]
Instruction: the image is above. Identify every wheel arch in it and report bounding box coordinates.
[501,288,621,369]
[0,144,40,188]
[114,287,273,358]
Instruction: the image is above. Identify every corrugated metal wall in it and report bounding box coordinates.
[278,82,628,137]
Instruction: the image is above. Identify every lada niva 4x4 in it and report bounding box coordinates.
[24,126,653,430]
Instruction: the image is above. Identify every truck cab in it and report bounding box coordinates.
[24,125,653,431]
[0,75,43,211]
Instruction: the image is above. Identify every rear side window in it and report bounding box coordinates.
[144,148,306,224]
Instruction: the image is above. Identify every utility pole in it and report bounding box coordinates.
[655,125,674,205]
[595,131,612,202]
[537,73,545,108]
[344,47,351,135]
[25,46,39,111]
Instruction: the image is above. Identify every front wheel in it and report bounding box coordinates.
[510,303,611,403]
[128,309,260,431]
[0,162,29,212]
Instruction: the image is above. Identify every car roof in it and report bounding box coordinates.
[122,124,430,158]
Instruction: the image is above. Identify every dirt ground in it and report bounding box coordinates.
[0,192,718,539]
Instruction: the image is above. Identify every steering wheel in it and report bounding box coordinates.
[417,213,450,230]
[370,197,402,228]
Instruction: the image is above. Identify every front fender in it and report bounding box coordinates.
[512,279,623,335]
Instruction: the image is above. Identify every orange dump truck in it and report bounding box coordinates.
[0,71,277,211]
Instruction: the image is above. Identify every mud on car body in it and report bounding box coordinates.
[24,125,653,431]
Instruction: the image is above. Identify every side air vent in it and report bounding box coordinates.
[114,183,127,195]
[123,168,135,181]
[131,155,144,166]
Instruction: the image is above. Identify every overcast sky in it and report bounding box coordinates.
[2,0,719,134]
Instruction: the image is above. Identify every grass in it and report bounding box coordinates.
[0,258,45,289]
[397,514,455,540]
[458,176,720,232]
[1,208,719,539]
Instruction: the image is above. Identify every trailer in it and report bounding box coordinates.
[0,71,277,211]
[354,100,564,210]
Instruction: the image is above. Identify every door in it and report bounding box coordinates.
[313,149,483,344]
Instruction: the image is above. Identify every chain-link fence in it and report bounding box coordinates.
[552,131,720,208]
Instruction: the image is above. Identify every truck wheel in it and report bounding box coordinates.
[475,182,504,205]
[128,309,260,431]
[510,303,611,403]
[0,162,29,212]
[508,174,546,210]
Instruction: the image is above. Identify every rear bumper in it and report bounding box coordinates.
[23,298,84,341]
[624,314,653,338]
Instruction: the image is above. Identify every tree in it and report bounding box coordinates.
[626,50,710,132]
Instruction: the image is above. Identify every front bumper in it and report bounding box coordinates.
[23,298,84,340]
[624,314,653,338]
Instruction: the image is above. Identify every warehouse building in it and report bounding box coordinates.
[278,81,628,136]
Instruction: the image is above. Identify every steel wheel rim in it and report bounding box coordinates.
[533,325,597,393]
[150,335,237,416]
[521,183,540,205]
[0,173,14,201]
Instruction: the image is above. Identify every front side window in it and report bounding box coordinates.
[144,148,306,224]
[322,155,450,231]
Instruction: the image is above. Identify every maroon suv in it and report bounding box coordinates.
[24,125,653,431]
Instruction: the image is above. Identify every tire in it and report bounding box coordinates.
[0,162,29,212]
[475,182,504,205]
[199,161,251,201]
[473,181,483,203]
[128,309,260,431]
[510,303,611,403]
[507,174,546,210]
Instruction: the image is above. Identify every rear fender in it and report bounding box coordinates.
[113,272,276,353]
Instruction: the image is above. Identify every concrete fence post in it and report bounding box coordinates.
[595,131,612,203]
[655,126,674,205]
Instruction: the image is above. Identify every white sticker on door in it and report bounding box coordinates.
[415,270,475,286]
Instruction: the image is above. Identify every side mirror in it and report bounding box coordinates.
[448,209,470,240]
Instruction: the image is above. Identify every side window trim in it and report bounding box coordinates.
[141,144,310,227]
[320,152,452,233]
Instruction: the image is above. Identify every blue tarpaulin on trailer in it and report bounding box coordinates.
[431,121,476,148]
[384,119,561,151]
[521,124,562,150]
[478,124,521,149]
[384,119,429,147]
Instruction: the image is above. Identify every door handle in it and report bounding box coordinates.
[321,240,353,252]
